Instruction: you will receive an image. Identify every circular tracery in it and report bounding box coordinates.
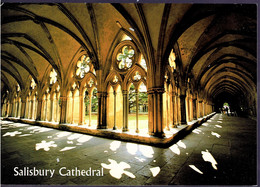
[76,55,91,79]
[116,45,135,70]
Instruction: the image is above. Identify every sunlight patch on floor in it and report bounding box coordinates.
[126,143,138,155]
[56,132,72,138]
[177,140,186,149]
[68,134,83,140]
[139,145,154,158]
[189,165,203,174]
[60,146,76,152]
[35,140,57,151]
[192,129,202,134]
[3,131,22,137]
[101,159,135,179]
[110,141,121,151]
[201,149,218,170]
[77,135,92,143]
[202,123,209,126]
[150,166,160,177]
[211,132,221,138]
[135,156,145,162]
[169,144,180,155]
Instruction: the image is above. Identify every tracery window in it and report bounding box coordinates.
[17,84,20,92]
[76,55,91,78]
[117,46,135,70]
[133,71,141,81]
[50,69,57,84]
[31,78,36,89]
[169,49,176,70]
[140,55,147,71]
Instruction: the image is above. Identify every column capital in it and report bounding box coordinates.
[60,96,68,101]
[147,87,165,94]
[122,90,128,95]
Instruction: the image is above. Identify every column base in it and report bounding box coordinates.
[113,126,117,130]
[97,125,107,129]
[152,132,165,138]
[122,128,128,132]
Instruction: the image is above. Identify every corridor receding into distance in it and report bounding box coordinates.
[1,3,257,185]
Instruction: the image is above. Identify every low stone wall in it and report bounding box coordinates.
[4,112,216,148]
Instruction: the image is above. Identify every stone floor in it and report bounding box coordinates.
[1,114,257,185]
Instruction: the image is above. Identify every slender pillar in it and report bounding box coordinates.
[193,99,197,119]
[89,93,92,127]
[166,87,169,130]
[59,96,68,124]
[5,102,9,117]
[79,94,84,125]
[147,88,165,137]
[135,90,139,133]
[29,99,33,119]
[71,93,75,124]
[176,94,179,125]
[97,92,102,129]
[36,98,43,121]
[16,100,19,117]
[20,99,26,118]
[122,90,128,132]
[50,97,54,122]
[45,97,48,121]
[97,92,107,129]
[199,100,203,117]
[56,94,59,122]
[172,92,177,127]
[102,93,107,128]
[113,91,117,130]
[180,94,187,125]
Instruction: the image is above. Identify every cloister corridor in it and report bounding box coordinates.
[1,3,257,186]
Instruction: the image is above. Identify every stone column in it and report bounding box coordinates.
[20,99,26,118]
[36,98,43,121]
[97,92,102,129]
[50,97,54,122]
[102,93,107,129]
[122,90,128,132]
[180,94,187,125]
[185,96,189,122]
[88,93,92,127]
[29,99,33,119]
[172,92,177,127]
[198,100,203,118]
[147,88,165,137]
[79,93,84,125]
[45,97,48,121]
[56,94,59,122]
[135,90,139,133]
[16,100,19,117]
[96,92,107,129]
[59,96,68,124]
[9,103,12,116]
[113,91,117,130]
[71,93,75,124]
[193,98,197,119]
[165,87,169,130]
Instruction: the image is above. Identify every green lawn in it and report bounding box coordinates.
[85,113,148,130]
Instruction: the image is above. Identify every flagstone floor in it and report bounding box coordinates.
[1,114,257,185]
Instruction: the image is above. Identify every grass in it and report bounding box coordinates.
[85,113,148,130]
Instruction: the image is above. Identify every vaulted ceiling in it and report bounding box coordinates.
[1,3,257,105]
